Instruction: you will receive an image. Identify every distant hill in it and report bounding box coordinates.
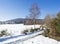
[0,18,44,24]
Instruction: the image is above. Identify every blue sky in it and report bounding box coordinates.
[0,0,60,21]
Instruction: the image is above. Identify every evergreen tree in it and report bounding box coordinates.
[55,12,60,35]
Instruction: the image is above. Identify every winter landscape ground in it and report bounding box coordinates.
[0,0,60,44]
[0,24,60,44]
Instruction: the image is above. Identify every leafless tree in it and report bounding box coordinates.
[44,14,52,28]
[44,14,56,36]
[29,3,40,29]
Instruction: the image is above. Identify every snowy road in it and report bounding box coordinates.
[1,31,43,43]
[0,30,44,44]
[0,30,60,44]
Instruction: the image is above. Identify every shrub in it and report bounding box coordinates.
[34,28,40,31]
[22,28,40,35]
[0,30,11,37]
[22,29,28,35]
[30,29,34,32]
[43,29,50,37]
[55,22,60,35]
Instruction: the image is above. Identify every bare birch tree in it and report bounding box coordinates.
[29,3,40,29]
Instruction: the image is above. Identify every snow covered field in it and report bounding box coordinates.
[0,24,60,44]
[0,24,40,35]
